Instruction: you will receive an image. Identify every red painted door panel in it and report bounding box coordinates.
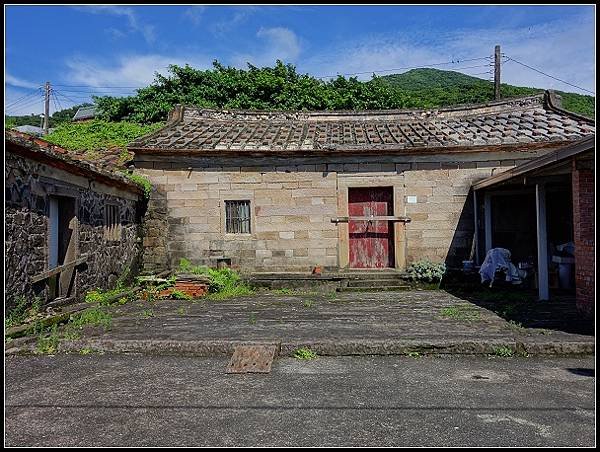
[348,187,395,268]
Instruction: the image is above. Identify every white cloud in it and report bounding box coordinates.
[211,6,258,36]
[299,14,595,94]
[74,5,155,44]
[6,73,41,89]
[183,6,206,26]
[64,54,213,88]
[233,27,302,68]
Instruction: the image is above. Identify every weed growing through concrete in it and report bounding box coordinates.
[408,351,422,359]
[440,304,481,321]
[5,296,42,328]
[177,306,186,315]
[35,324,60,355]
[294,347,318,360]
[70,307,112,330]
[493,346,515,357]
[272,288,294,295]
[303,300,314,308]
[79,348,93,355]
[141,309,155,319]
[248,313,257,325]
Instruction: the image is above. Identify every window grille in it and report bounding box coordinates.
[104,204,121,241]
[225,200,251,234]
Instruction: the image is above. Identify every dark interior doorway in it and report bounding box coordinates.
[48,196,77,299]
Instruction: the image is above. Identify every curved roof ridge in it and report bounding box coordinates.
[179,93,546,122]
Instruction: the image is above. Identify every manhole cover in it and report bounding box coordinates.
[226,345,279,374]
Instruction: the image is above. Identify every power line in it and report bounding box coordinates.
[315,56,492,79]
[54,90,87,106]
[504,56,595,95]
[5,88,43,109]
[53,91,64,112]
[52,84,143,89]
[6,95,44,113]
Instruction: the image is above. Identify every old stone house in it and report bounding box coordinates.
[129,91,594,282]
[5,131,145,310]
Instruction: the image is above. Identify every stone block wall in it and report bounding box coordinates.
[571,157,595,318]
[135,150,551,274]
[5,152,143,311]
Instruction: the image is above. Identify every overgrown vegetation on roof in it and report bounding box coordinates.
[43,120,163,153]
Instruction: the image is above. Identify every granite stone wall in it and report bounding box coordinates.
[5,152,143,311]
[135,149,554,274]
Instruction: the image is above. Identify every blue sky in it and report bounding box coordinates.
[5,5,595,116]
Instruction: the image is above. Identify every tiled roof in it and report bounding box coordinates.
[6,130,141,194]
[129,91,594,154]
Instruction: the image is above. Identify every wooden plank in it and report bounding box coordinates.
[484,193,492,253]
[31,255,88,284]
[331,216,411,223]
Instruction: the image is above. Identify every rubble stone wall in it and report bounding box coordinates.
[5,152,143,311]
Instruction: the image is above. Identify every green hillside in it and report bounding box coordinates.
[381,68,594,118]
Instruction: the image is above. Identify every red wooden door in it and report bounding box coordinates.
[348,187,395,268]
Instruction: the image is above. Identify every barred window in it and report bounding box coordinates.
[225,200,251,234]
[104,204,121,241]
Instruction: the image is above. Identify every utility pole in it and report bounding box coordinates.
[494,45,501,100]
[43,81,50,135]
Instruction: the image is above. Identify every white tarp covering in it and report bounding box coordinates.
[479,248,524,286]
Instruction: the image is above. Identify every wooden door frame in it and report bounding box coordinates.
[336,175,406,271]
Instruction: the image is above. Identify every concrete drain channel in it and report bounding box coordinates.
[226,344,279,374]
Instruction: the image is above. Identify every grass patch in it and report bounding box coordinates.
[70,307,113,330]
[294,347,318,360]
[492,346,515,357]
[440,304,481,321]
[141,309,155,319]
[170,289,193,300]
[302,300,315,308]
[35,324,60,355]
[5,296,42,328]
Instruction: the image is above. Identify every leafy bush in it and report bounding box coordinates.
[90,62,594,124]
[177,258,254,298]
[406,259,446,283]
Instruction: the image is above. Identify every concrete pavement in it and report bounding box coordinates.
[5,354,595,447]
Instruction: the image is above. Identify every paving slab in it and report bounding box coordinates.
[6,290,594,357]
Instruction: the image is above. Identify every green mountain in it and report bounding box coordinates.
[380,68,594,118]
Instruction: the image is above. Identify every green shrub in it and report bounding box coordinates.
[178,259,253,298]
[121,172,153,198]
[170,289,193,300]
[406,259,446,283]
[5,297,42,328]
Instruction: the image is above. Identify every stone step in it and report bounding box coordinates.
[336,285,411,293]
[347,279,408,288]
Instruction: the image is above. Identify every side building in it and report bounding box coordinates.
[5,131,145,311]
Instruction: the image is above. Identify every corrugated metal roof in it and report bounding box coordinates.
[72,106,98,121]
